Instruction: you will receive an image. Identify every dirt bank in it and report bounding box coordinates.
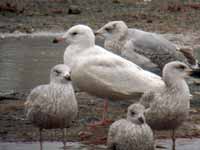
[0,0,200,33]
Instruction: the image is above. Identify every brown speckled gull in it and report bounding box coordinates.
[95,21,198,70]
[25,64,78,148]
[140,61,193,150]
[107,103,154,150]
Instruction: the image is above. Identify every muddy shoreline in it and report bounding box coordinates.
[0,0,200,33]
[1,91,200,144]
[0,0,200,146]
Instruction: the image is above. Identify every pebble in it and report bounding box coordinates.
[68,5,81,14]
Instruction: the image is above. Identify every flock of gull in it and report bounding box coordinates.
[24,20,200,150]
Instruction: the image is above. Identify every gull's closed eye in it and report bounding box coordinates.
[71,32,78,36]
[54,70,61,75]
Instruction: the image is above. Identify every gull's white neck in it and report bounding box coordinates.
[163,76,190,94]
[64,43,93,68]
[50,79,69,85]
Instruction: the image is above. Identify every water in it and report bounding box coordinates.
[0,32,199,99]
[0,32,104,92]
[157,138,200,150]
[0,138,200,150]
[0,141,106,150]
[0,34,66,92]
[0,32,200,149]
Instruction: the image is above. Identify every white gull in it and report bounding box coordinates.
[53,24,164,125]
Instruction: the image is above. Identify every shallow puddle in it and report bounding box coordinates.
[0,35,65,92]
[0,141,106,150]
[0,138,200,150]
[0,32,199,92]
[1,33,200,105]
[157,138,200,150]
[0,33,104,92]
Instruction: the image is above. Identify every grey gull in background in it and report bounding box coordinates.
[139,61,198,150]
[95,21,198,71]
[107,103,154,150]
[25,64,78,148]
[53,24,164,126]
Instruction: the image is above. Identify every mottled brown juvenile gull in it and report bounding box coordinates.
[140,61,196,150]
[25,64,78,148]
[107,103,154,150]
[53,24,164,126]
[95,21,198,70]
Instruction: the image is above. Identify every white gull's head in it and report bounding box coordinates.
[61,25,95,47]
[162,61,192,83]
[50,64,71,84]
[127,103,146,125]
[95,21,128,40]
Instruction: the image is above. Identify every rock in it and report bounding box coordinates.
[189,108,198,114]
[193,79,200,85]
[25,27,34,34]
[194,91,200,96]
[68,5,81,15]
[14,24,34,34]
[88,99,96,105]
[112,0,120,3]
[147,19,153,23]
[0,3,18,13]
[0,130,8,135]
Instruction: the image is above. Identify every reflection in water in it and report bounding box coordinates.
[0,138,200,150]
[0,37,66,92]
[157,138,200,150]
